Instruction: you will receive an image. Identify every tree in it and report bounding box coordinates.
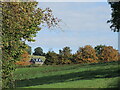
[44,51,59,65]
[33,47,44,56]
[94,45,106,60]
[95,45,106,55]
[118,53,120,61]
[107,1,120,32]
[1,1,60,88]
[25,45,32,55]
[100,46,118,62]
[15,50,31,66]
[77,45,98,63]
[73,52,83,64]
[59,46,72,64]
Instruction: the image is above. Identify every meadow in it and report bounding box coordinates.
[14,61,120,88]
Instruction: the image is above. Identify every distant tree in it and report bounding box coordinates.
[100,46,119,62]
[59,46,72,64]
[77,45,98,63]
[44,51,59,65]
[107,1,120,32]
[95,45,106,55]
[73,52,83,64]
[118,53,120,61]
[15,50,30,66]
[94,45,106,60]
[33,47,44,56]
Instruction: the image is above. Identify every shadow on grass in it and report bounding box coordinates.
[108,75,120,88]
[15,66,120,88]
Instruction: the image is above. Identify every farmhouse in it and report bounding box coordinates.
[29,55,45,65]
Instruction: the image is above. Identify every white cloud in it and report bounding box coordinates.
[27,31,118,52]
[57,6,111,32]
[38,2,111,32]
[26,2,118,53]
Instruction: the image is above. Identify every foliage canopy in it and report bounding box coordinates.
[33,47,44,56]
[108,1,120,32]
[1,1,60,88]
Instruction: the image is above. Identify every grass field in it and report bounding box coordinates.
[14,61,120,88]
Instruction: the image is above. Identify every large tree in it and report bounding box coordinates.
[1,1,60,88]
[44,51,59,65]
[77,45,98,63]
[108,1,120,54]
[94,45,106,60]
[100,46,118,62]
[25,45,32,55]
[33,47,44,56]
[59,46,72,64]
[107,1,120,32]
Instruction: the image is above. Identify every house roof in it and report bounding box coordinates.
[31,58,43,62]
[29,55,46,62]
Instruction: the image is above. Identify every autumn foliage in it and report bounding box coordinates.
[73,45,98,64]
[44,45,119,65]
[100,46,119,62]
[2,1,61,88]
[15,50,31,66]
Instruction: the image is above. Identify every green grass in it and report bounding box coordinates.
[14,61,120,88]
[25,77,119,88]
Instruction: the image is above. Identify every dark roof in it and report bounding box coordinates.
[30,58,43,62]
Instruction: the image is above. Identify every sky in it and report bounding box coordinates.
[26,2,118,54]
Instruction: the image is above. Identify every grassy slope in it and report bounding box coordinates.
[26,77,119,88]
[14,62,120,88]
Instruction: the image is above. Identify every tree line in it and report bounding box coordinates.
[43,45,119,65]
[31,45,119,65]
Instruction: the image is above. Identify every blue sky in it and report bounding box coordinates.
[26,2,118,54]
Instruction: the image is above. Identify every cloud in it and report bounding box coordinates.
[38,2,111,32]
[26,2,118,53]
[27,30,118,53]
